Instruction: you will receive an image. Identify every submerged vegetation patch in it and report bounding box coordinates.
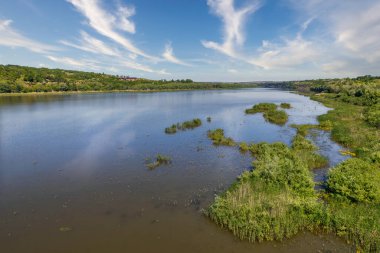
[207,129,236,146]
[165,118,202,134]
[145,154,172,170]
[245,103,288,125]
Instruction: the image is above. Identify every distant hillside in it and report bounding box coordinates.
[0,65,255,93]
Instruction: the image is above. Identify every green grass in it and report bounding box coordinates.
[146,154,172,169]
[208,79,379,252]
[245,103,277,114]
[264,110,288,126]
[312,94,379,158]
[164,118,202,134]
[291,134,328,169]
[239,142,249,153]
[207,141,323,242]
[207,129,236,146]
[208,116,378,251]
[245,103,289,125]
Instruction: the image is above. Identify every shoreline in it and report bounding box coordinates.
[0,87,259,97]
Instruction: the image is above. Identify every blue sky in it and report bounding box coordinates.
[0,0,379,81]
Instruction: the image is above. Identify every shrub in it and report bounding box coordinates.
[365,104,380,128]
[327,158,380,203]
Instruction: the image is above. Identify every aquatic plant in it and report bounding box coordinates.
[207,129,236,146]
[146,154,172,169]
[280,103,291,109]
[164,118,202,134]
[264,110,288,125]
[245,103,288,125]
[239,142,249,152]
[165,124,177,134]
[245,103,277,114]
[178,118,202,130]
[290,124,317,137]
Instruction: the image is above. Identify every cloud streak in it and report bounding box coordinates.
[60,31,119,57]
[162,43,191,66]
[0,19,58,54]
[67,0,154,59]
[202,0,261,57]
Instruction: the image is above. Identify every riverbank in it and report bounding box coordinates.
[207,89,379,252]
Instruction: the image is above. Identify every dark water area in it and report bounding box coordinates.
[0,89,353,252]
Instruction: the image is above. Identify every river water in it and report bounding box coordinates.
[0,89,353,252]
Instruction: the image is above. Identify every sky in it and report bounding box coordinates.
[0,0,379,82]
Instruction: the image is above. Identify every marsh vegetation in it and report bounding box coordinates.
[207,129,236,146]
[145,154,172,169]
[165,118,202,134]
[207,78,380,252]
[245,103,289,125]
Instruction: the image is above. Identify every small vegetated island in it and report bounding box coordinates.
[207,76,380,252]
[145,154,172,170]
[245,103,289,125]
[165,118,202,134]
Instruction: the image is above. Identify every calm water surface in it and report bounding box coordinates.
[0,89,353,253]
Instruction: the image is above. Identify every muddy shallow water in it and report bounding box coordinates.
[0,89,353,253]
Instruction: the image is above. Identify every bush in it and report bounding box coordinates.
[327,158,380,203]
[365,104,380,128]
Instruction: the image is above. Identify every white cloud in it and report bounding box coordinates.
[289,0,380,63]
[249,34,318,69]
[60,31,119,56]
[67,0,155,59]
[162,43,191,66]
[46,55,97,68]
[0,19,58,53]
[202,0,261,57]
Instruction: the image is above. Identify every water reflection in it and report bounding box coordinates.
[0,89,351,253]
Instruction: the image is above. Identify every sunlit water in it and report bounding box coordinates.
[0,89,353,253]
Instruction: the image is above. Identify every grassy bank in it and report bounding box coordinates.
[207,141,325,242]
[208,77,379,252]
